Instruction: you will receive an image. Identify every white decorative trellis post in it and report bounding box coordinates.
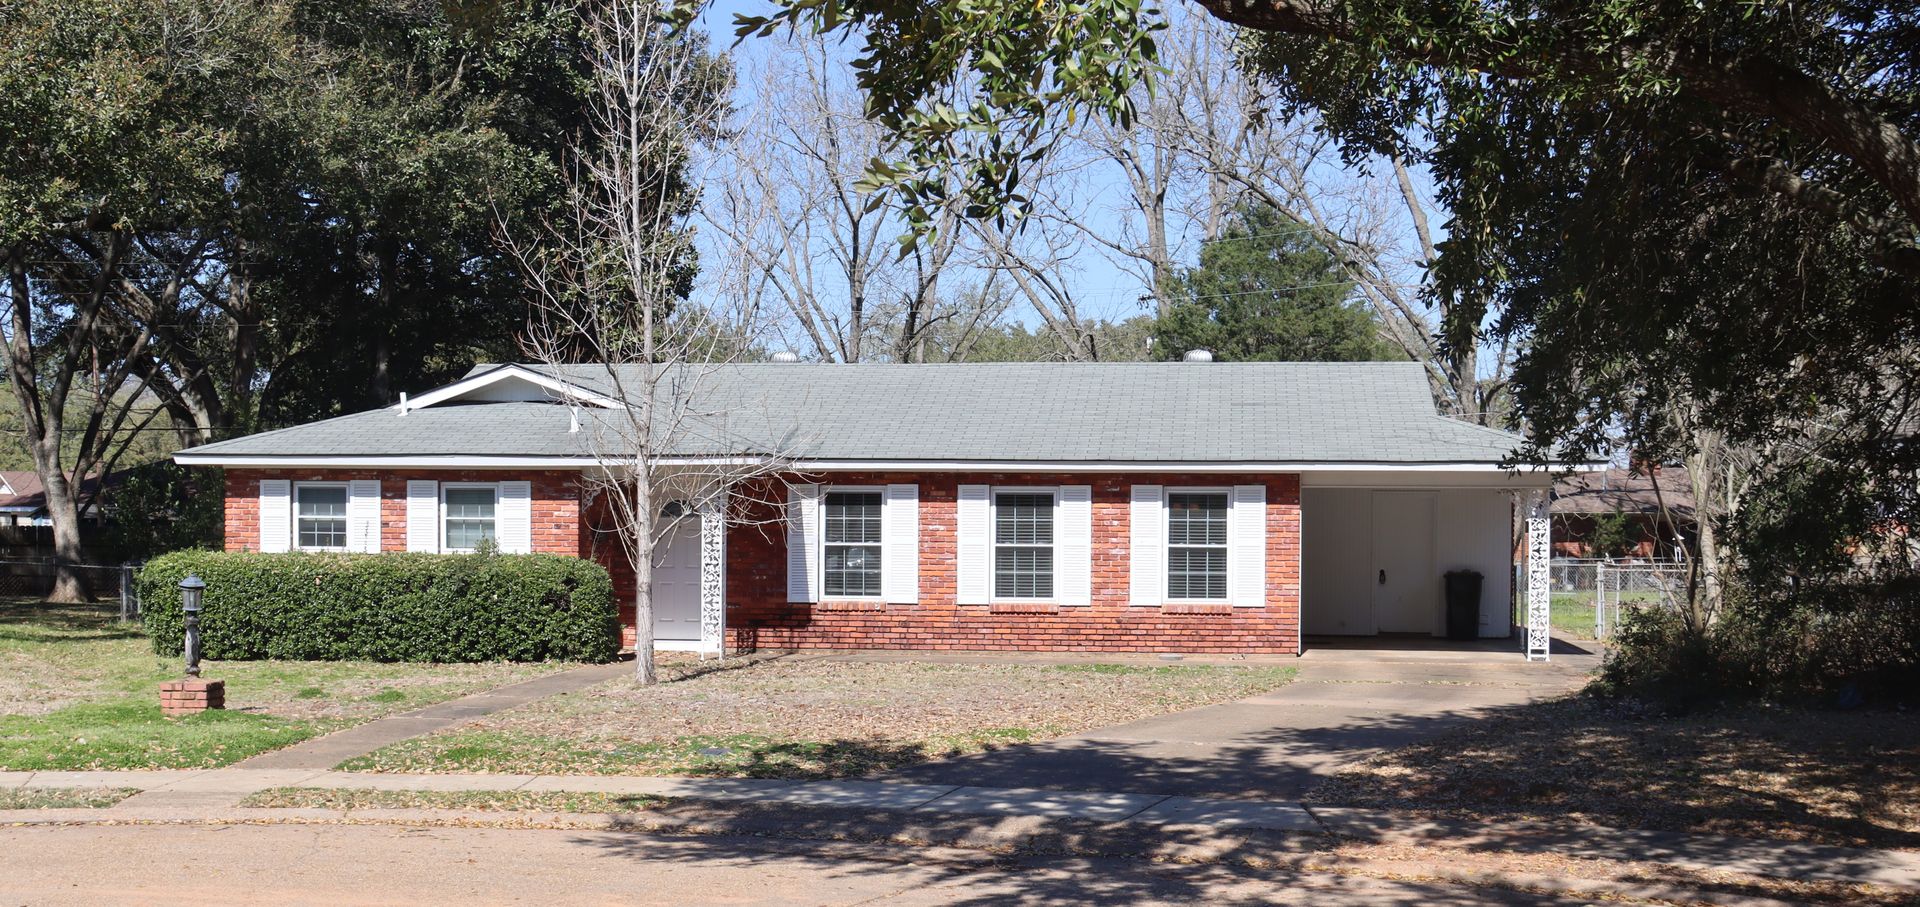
[697,489,728,659]
[1524,489,1552,661]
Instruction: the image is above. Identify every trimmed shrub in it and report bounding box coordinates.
[139,551,619,663]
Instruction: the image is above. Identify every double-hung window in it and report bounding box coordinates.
[293,483,348,551]
[442,485,499,552]
[1166,491,1230,600]
[822,491,883,597]
[993,492,1055,599]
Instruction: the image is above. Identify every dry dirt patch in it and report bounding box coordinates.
[1306,695,1920,851]
[342,653,1297,777]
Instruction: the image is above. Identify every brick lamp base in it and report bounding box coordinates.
[159,679,225,717]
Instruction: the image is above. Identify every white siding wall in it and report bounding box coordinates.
[1435,489,1515,638]
[1301,486,1516,638]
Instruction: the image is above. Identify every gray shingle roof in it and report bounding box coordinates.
[177,361,1530,465]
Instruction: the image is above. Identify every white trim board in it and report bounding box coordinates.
[392,364,621,412]
[175,453,1585,481]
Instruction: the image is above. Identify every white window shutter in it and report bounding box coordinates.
[1057,485,1093,606]
[1232,484,1267,606]
[956,484,990,605]
[786,484,820,603]
[497,481,533,553]
[258,479,291,553]
[881,484,919,603]
[348,480,382,553]
[1129,485,1164,607]
[406,480,439,552]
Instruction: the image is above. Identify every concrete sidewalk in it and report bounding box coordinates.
[5,767,1916,889]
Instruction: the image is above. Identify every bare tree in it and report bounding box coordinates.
[1032,9,1512,416]
[708,35,993,362]
[506,0,791,684]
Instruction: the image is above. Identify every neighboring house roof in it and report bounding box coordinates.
[175,361,1559,470]
[1552,467,1695,519]
[0,470,41,500]
[0,469,121,515]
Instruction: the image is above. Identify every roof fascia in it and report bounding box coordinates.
[172,453,1593,479]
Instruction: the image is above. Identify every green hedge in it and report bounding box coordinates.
[138,551,619,663]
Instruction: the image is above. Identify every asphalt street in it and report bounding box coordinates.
[0,822,1572,906]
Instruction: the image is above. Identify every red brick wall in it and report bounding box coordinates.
[222,469,582,556]
[221,467,1305,655]
[723,472,1303,655]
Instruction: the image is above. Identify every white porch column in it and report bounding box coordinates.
[1524,489,1551,662]
[697,489,728,658]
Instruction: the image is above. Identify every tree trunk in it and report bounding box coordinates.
[371,240,398,403]
[630,471,656,684]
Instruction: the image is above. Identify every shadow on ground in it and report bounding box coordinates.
[0,599,142,643]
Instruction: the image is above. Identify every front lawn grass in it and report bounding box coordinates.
[0,786,141,809]
[0,598,567,770]
[341,654,1296,778]
[1305,695,1920,851]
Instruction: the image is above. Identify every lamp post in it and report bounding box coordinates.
[179,574,205,677]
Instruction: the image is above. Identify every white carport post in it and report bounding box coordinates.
[1524,489,1552,661]
[697,487,729,659]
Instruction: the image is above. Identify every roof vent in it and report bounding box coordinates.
[769,351,801,363]
[1182,349,1214,363]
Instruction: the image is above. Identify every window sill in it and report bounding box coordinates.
[815,600,888,612]
[988,602,1061,614]
[1161,603,1235,615]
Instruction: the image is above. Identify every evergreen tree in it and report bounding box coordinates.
[1152,203,1391,362]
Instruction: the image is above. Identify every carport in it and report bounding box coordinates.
[1300,470,1554,658]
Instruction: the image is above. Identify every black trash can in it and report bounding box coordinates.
[1443,570,1483,641]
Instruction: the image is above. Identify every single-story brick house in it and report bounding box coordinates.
[174,361,1570,660]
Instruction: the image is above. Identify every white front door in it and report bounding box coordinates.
[652,515,702,642]
[1371,491,1437,634]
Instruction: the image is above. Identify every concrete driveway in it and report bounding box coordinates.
[883,638,1599,800]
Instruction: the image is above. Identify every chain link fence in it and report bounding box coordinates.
[0,559,143,620]
[1545,557,1691,639]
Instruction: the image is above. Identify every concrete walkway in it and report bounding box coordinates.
[114,659,631,809]
[883,644,1599,799]
[3,767,1916,889]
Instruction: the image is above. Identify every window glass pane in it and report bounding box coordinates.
[994,493,1053,544]
[444,486,496,550]
[1167,548,1228,599]
[1167,493,1229,600]
[1167,493,1228,545]
[994,547,1054,598]
[297,518,347,549]
[446,519,495,550]
[824,544,882,596]
[992,492,1055,598]
[823,492,884,597]
[295,485,348,549]
[445,487,497,520]
[823,492,882,544]
[296,485,348,517]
